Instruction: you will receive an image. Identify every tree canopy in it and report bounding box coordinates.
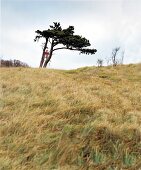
[34,22,97,68]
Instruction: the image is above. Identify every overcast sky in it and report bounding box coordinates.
[1,0,141,69]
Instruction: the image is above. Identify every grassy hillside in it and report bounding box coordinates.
[0,64,141,170]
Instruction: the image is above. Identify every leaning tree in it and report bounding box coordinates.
[34,22,97,68]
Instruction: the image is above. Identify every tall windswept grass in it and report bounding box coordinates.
[0,64,141,169]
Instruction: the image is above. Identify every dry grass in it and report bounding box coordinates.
[0,64,141,170]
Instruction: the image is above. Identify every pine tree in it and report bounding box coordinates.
[34,22,97,68]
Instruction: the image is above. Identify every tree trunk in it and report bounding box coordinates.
[43,40,54,68]
[39,38,48,68]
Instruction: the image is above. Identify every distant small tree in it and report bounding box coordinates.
[105,47,125,66]
[111,47,120,66]
[105,57,111,66]
[97,59,103,67]
[34,22,97,68]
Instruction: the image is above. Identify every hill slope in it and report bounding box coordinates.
[0,64,141,169]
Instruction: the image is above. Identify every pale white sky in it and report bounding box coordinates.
[1,0,141,69]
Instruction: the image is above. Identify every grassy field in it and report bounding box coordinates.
[0,64,141,170]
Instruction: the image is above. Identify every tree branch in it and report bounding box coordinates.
[49,38,52,44]
[53,47,68,51]
[53,47,79,52]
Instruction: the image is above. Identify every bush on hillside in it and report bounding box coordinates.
[0,59,29,67]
